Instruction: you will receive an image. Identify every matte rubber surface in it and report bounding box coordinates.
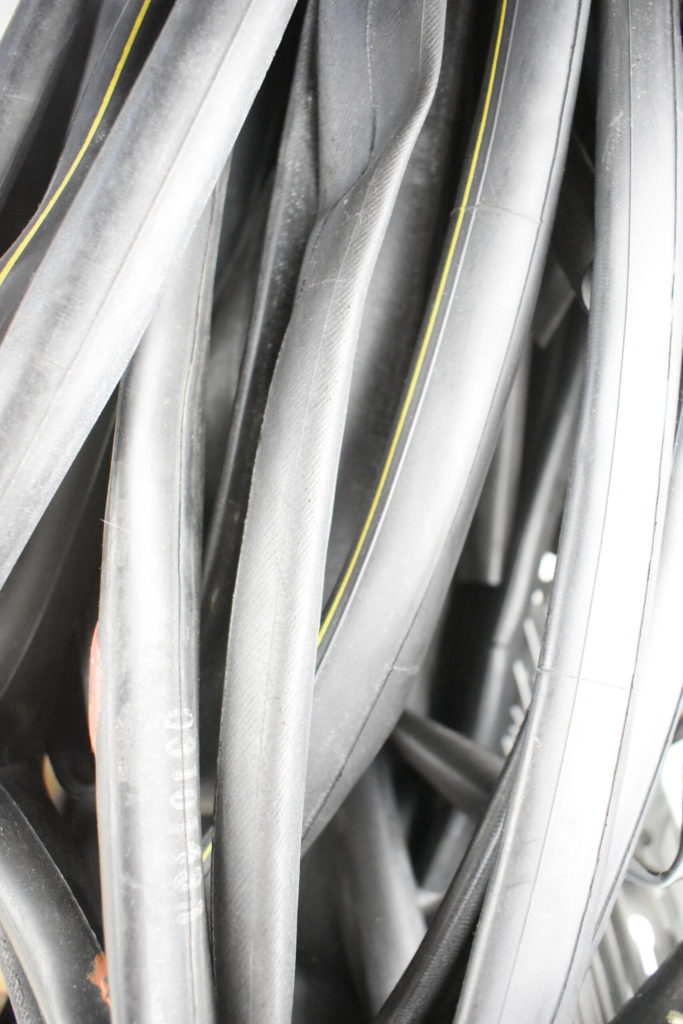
[211,1,447,1019]
[455,2,683,1020]
[0,1,680,1020]
[394,712,502,814]
[597,415,683,909]
[97,185,225,1024]
[0,783,108,1024]
[200,1,321,785]
[0,924,45,1024]
[0,0,84,211]
[332,758,426,1015]
[0,0,173,337]
[0,0,298,591]
[377,733,524,1024]
[302,0,590,852]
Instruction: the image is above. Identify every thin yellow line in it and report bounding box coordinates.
[0,0,153,288]
[317,0,508,647]
[202,841,213,863]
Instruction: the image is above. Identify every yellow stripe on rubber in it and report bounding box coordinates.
[317,0,509,648]
[0,0,154,288]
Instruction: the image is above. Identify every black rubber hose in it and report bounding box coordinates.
[393,712,502,815]
[211,1,447,1020]
[302,0,590,854]
[0,783,109,1024]
[0,0,298,591]
[0,1,99,257]
[455,0,683,1020]
[375,733,523,1024]
[202,25,298,521]
[96,183,225,1024]
[0,0,175,336]
[200,0,320,788]
[0,925,44,1024]
[595,403,683,918]
[419,316,584,891]
[0,764,102,946]
[73,0,133,109]
[467,312,586,750]
[551,131,595,297]
[0,0,86,211]
[322,0,485,602]
[458,347,530,587]
[608,938,683,1023]
[332,757,426,1015]
[588,1,683,934]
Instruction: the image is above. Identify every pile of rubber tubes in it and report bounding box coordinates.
[0,0,682,1021]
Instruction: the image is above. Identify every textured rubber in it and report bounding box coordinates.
[419,313,584,894]
[0,0,298,591]
[455,2,683,1020]
[211,1,447,1020]
[97,184,225,1024]
[200,0,320,786]
[322,0,483,602]
[588,0,683,933]
[302,0,590,853]
[376,734,524,1024]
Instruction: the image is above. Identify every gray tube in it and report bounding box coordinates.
[455,2,683,1021]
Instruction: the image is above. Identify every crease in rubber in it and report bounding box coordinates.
[317,0,509,648]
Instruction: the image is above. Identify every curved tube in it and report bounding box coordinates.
[455,2,683,1021]
[96,185,225,1023]
[0,0,85,211]
[469,313,585,749]
[588,15,683,940]
[0,0,174,335]
[322,0,482,601]
[73,1,133,109]
[376,734,523,1024]
[393,712,501,814]
[303,0,590,852]
[593,405,683,905]
[419,316,584,891]
[332,758,426,1014]
[211,1,447,1020]
[0,0,298,590]
[0,783,108,1024]
[201,59,292,516]
[611,437,683,900]
[0,924,45,1023]
[200,0,320,784]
